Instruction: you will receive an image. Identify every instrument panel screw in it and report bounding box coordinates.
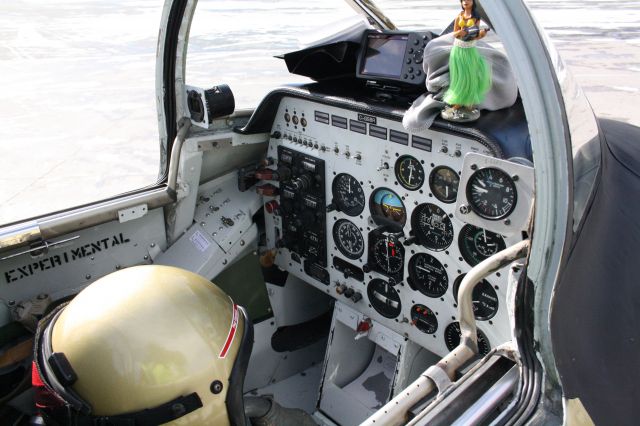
[459,205,470,215]
[512,175,519,182]
[85,274,91,280]
[470,164,478,170]
[210,380,224,394]
[504,219,511,225]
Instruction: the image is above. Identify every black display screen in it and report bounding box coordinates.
[361,34,408,78]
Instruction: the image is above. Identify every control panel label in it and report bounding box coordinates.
[357,113,377,125]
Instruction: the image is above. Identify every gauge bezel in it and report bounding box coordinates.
[408,253,448,298]
[332,173,365,216]
[452,274,499,321]
[367,230,405,282]
[369,187,407,228]
[367,278,402,319]
[458,224,507,266]
[373,238,404,275]
[333,219,365,260]
[394,155,425,191]
[410,304,438,334]
[429,166,460,204]
[465,167,518,220]
[444,322,491,355]
[411,203,454,251]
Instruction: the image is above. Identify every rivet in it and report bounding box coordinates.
[85,274,91,280]
[144,255,149,260]
[210,380,224,394]
[115,265,121,270]
[201,222,206,227]
[240,240,245,246]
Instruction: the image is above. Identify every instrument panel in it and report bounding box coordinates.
[261,96,529,357]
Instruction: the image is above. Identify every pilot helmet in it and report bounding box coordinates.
[33,265,253,426]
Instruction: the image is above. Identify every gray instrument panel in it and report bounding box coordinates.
[263,97,525,357]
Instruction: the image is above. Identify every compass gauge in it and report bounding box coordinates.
[444,322,491,355]
[372,235,404,276]
[458,225,506,266]
[429,166,459,203]
[395,155,425,190]
[408,253,448,298]
[411,203,454,251]
[453,274,499,321]
[332,173,365,216]
[466,168,517,220]
[333,219,365,260]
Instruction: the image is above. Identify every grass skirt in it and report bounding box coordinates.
[444,40,491,107]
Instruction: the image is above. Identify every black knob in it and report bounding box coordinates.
[271,131,282,139]
[292,175,311,191]
[351,292,363,303]
[278,166,292,181]
[403,237,417,247]
[344,287,355,298]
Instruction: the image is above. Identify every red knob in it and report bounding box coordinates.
[256,184,279,196]
[265,200,280,215]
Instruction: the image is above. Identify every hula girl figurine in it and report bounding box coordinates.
[441,0,492,122]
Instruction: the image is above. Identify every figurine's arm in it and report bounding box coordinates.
[474,18,489,40]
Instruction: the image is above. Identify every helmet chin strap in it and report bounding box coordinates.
[34,304,204,425]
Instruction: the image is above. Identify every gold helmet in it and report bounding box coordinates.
[33,265,253,425]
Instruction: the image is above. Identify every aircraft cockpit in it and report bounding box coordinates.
[3,1,621,425]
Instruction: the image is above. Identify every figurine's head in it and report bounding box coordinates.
[460,0,479,18]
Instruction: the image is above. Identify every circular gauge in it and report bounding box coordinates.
[411,203,454,251]
[369,188,407,228]
[458,225,506,266]
[453,275,499,321]
[411,304,438,334]
[395,155,425,190]
[466,167,517,220]
[373,235,404,276]
[444,322,491,355]
[332,173,365,216]
[429,166,460,203]
[408,253,448,298]
[367,279,402,319]
[333,219,365,260]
